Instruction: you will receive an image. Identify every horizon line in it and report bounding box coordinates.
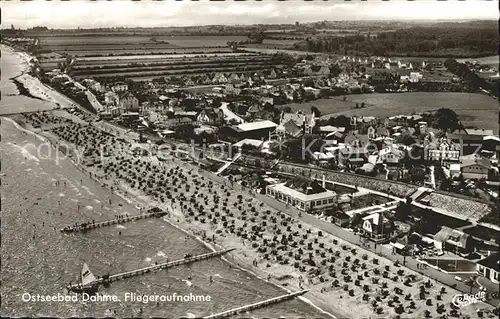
[4,18,496,31]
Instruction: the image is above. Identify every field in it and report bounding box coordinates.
[37,34,282,83]
[65,54,281,81]
[155,35,249,47]
[282,92,499,132]
[37,34,250,59]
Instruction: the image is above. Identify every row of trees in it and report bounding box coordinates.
[444,59,496,96]
[294,25,497,57]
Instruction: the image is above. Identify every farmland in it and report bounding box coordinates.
[61,54,285,81]
[35,34,289,83]
[36,34,248,58]
[283,92,499,132]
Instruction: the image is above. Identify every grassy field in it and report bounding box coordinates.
[67,54,280,81]
[155,35,249,47]
[38,35,156,45]
[283,92,499,132]
[40,52,255,69]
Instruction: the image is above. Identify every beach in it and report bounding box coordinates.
[2,43,497,319]
[0,45,326,318]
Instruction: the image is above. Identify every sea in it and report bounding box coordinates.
[0,45,326,318]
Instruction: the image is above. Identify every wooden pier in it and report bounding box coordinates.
[67,248,235,292]
[203,290,309,319]
[60,207,167,233]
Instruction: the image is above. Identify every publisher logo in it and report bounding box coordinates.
[451,291,486,308]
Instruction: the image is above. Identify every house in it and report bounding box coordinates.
[111,82,128,93]
[196,108,224,126]
[449,163,461,179]
[433,226,474,255]
[326,209,350,227]
[261,97,274,106]
[184,77,195,86]
[160,117,195,129]
[409,72,423,83]
[351,116,377,132]
[338,147,368,167]
[476,253,499,284]
[118,91,139,111]
[224,83,241,96]
[344,132,370,148]
[449,129,495,155]
[317,66,330,76]
[197,75,212,85]
[427,141,460,162]
[104,91,119,107]
[280,110,316,134]
[380,147,406,165]
[268,69,278,79]
[362,213,392,240]
[302,66,313,76]
[266,177,337,212]
[277,120,303,138]
[460,155,491,180]
[81,78,102,92]
[212,73,228,84]
[228,73,240,83]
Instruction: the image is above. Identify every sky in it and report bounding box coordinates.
[2,0,498,29]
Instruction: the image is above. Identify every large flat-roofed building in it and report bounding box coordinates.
[266,177,337,212]
[221,120,278,142]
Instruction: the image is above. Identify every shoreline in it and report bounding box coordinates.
[11,77,44,101]
[3,44,496,319]
[12,111,496,319]
[4,114,341,318]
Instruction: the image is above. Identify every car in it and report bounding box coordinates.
[436,250,444,256]
[454,276,462,281]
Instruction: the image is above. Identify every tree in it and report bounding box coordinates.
[409,167,426,184]
[433,108,460,133]
[396,132,416,146]
[311,106,321,117]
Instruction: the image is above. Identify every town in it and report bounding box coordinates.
[1,13,499,319]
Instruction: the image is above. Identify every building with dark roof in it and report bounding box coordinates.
[266,177,337,212]
[476,253,499,284]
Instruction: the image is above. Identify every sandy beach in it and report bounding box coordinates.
[12,109,496,319]
[3,42,496,319]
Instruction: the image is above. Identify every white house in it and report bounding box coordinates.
[111,82,128,93]
[266,178,337,212]
[409,72,423,83]
[362,213,392,240]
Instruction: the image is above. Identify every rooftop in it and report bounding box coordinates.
[362,212,389,225]
[235,120,278,132]
[268,180,336,202]
[477,253,499,271]
[461,155,491,169]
